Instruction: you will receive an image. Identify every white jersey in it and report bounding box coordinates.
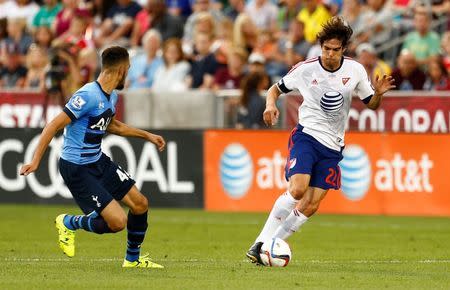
[277,56,374,151]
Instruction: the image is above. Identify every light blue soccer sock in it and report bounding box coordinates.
[63,214,113,234]
[125,211,148,262]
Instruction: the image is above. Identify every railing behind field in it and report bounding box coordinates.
[1,89,450,133]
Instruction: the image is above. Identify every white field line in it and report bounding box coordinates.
[2,257,450,264]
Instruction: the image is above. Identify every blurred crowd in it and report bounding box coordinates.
[0,0,449,127]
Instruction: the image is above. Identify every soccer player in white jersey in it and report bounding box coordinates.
[20,46,166,268]
[246,16,396,264]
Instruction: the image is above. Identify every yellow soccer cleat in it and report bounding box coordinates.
[55,214,76,258]
[122,254,164,269]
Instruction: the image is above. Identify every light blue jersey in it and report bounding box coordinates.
[61,81,118,165]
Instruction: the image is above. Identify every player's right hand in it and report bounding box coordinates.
[263,104,279,127]
[19,163,38,176]
[148,134,166,152]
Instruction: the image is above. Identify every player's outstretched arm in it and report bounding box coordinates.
[20,112,72,176]
[107,117,166,152]
[263,84,282,127]
[366,75,396,110]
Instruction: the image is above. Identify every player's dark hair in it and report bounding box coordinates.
[317,16,353,48]
[101,46,129,69]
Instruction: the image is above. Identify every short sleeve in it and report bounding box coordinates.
[63,92,95,121]
[277,63,303,93]
[355,63,375,102]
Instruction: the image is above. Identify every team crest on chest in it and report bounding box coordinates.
[342,77,350,85]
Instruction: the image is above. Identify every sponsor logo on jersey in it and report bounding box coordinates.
[71,96,86,110]
[320,91,344,113]
[219,143,253,199]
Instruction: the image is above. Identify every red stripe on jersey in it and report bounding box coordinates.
[287,57,318,75]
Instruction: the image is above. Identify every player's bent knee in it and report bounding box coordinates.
[130,194,149,214]
[289,184,308,200]
[108,216,127,232]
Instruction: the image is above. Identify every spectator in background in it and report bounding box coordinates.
[391,49,426,90]
[8,0,39,29]
[24,44,48,89]
[152,38,191,92]
[2,17,33,58]
[277,0,302,37]
[77,46,99,84]
[255,29,287,79]
[402,7,441,66]
[0,1,15,20]
[187,31,220,89]
[53,9,94,55]
[423,57,450,90]
[340,0,366,53]
[280,19,311,68]
[53,0,81,37]
[33,0,62,29]
[127,29,163,88]
[297,0,331,44]
[183,11,216,57]
[95,0,141,47]
[224,0,245,21]
[90,0,115,41]
[131,0,184,46]
[211,17,233,65]
[356,43,391,84]
[441,31,450,73]
[34,26,54,50]
[323,0,343,16]
[247,52,266,74]
[0,43,27,88]
[0,18,6,43]
[357,0,393,49]
[213,46,247,90]
[236,71,269,129]
[245,0,279,34]
[166,0,193,21]
[233,13,258,55]
[183,0,223,45]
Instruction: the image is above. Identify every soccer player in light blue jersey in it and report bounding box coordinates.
[20,46,166,268]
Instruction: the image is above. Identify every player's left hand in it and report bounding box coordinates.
[373,75,396,95]
[148,134,166,152]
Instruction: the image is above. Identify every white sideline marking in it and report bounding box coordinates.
[3,258,450,264]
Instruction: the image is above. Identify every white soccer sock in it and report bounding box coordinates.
[272,209,309,240]
[255,191,299,243]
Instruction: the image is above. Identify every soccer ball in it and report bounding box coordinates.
[259,238,292,267]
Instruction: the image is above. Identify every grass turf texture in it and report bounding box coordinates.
[1,204,449,289]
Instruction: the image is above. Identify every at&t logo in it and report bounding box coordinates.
[339,144,371,200]
[220,143,253,199]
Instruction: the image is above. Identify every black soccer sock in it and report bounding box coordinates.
[125,211,148,262]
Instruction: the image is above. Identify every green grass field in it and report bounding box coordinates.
[0,204,449,289]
